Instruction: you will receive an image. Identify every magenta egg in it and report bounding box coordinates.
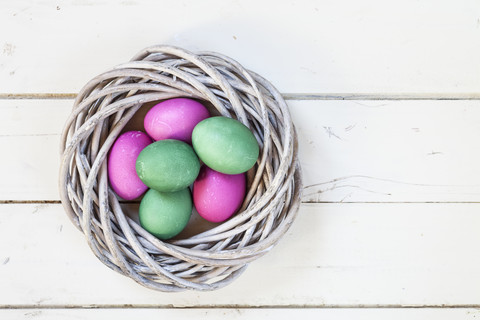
[108,131,152,200]
[144,98,210,144]
[193,166,246,223]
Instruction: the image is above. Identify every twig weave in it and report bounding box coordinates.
[59,45,302,291]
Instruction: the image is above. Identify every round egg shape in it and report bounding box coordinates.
[193,166,246,223]
[139,188,193,240]
[144,98,210,144]
[192,117,259,174]
[136,139,200,192]
[107,131,152,200]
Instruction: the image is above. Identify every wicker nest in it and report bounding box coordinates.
[58,45,302,291]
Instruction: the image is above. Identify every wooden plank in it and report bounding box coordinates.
[1,0,479,94]
[294,99,480,202]
[1,308,479,320]
[1,203,480,306]
[2,99,480,202]
[0,99,67,200]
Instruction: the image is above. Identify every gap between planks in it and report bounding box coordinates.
[0,93,479,101]
[2,304,480,310]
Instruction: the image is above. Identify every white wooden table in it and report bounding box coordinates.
[1,0,480,318]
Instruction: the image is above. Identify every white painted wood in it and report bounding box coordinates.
[294,99,480,202]
[1,203,480,306]
[1,0,478,315]
[1,0,479,94]
[1,99,480,202]
[2,308,479,320]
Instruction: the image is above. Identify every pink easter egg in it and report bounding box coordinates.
[193,165,246,223]
[108,131,152,200]
[144,98,210,144]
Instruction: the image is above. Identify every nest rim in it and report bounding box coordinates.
[58,45,302,292]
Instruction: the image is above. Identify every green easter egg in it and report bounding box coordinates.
[136,139,200,192]
[139,188,192,240]
[192,117,259,174]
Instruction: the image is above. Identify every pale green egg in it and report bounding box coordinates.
[135,139,200,192]
[192,117,259,174]
[139,188,192,240]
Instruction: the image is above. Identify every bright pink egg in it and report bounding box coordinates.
[108,131,152,200]
[144,98,210,144]
[193,166,246,223]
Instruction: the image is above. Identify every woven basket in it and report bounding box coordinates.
[58,45,302,291]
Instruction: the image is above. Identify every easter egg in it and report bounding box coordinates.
[144,98,210,144]
[107,131,152,200]
[136,139,200,192]
[193,166,246,223]
[192,117,259,174]
[139,188,192,240]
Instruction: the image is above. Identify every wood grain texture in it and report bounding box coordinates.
[1,0,479,94]
[1,99,480,202]
[1,203,480,307]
